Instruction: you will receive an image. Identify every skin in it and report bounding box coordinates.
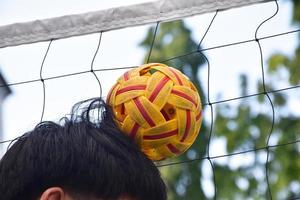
[39,187,135,200]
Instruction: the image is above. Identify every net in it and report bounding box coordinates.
[0,0,300,199]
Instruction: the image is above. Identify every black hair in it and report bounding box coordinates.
[0,98,167,200]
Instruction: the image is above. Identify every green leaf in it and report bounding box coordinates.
[268,53,288,73]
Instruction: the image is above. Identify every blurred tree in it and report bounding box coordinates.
[140,1,300,199]
[140,20,208,199]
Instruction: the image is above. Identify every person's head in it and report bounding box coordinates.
[0,98,167,200]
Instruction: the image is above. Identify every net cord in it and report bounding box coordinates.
[197,10,219,199]
[254,0,279,198]
[0,28,299,90]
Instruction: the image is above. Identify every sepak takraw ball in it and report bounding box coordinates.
[107,63,202,161]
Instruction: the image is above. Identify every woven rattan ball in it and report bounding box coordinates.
[107,63,202,160]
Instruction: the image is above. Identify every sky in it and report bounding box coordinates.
[0,0,299,197]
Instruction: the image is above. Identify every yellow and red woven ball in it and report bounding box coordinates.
[107,63,202,161]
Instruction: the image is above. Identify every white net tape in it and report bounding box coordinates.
[0,0,270,48]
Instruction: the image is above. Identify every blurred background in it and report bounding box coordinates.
[0,0,300,199]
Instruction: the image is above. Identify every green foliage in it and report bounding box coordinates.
[268,47,300,85]
[140,1,300,198]
[268,53,288,72]
[292,0,300,22]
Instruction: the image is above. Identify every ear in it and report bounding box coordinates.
[40,187,66,200]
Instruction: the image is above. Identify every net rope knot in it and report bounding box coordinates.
[107,63,202,160]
